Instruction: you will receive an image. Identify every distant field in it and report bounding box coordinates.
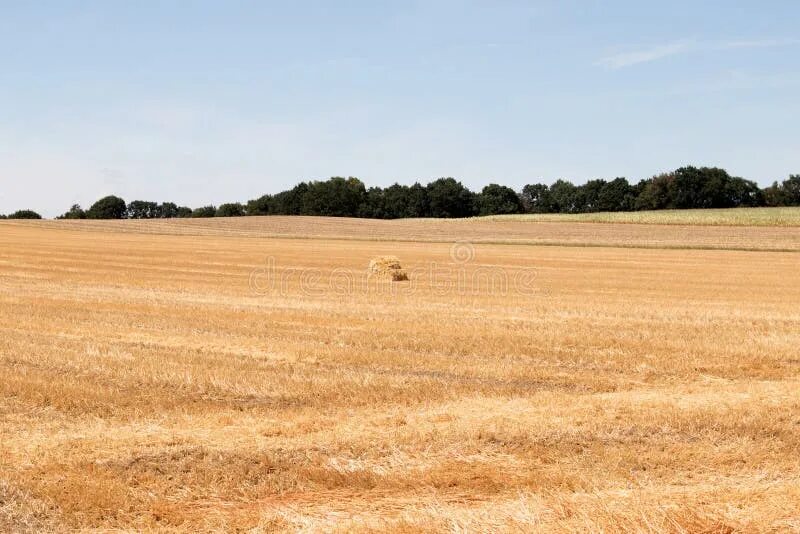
[7,211,800,251]
[1,220,800,532]
[482,206,800,226]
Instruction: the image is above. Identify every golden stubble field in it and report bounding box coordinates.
[1,218,799,532]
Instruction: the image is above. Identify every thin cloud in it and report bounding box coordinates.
[594,41,691,69]
[596,37,799,70]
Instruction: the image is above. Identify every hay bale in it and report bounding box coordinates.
[390,269,409,282]
[369,256,402,273]
[368,256,409,281]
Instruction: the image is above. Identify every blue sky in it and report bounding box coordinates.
[1,1,798,216]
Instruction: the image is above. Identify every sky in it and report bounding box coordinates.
[1,1,799,216]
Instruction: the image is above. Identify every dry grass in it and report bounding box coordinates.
[1,219,799,532]
[482,206,800,227]
[7,213,800,251]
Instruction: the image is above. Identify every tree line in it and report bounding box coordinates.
[0,210,43,219]
[2,166,798,220]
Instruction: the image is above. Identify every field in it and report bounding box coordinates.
[13,212,800,251]
[1,215,800,532]
[482,206,800,227]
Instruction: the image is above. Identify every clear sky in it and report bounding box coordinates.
[1,1,798,216]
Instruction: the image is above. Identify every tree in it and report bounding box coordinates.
[763,181,786,207]
[87,196,127,219]
[191,205,217,218]
[359,187,387,218]
[127,200,159,219]
[404,182,431,218]
[271,183,309,215]
[635,174,671,210]
[781,175,800,206]
[302,177,367,217]
[426,178,476,218]
[725,177,762,207]
[597,178,635,212]
[246,195,273,216]
[633,167,767,210]
[763,175,800,207]
[548,180,579,213]
[157,202,179,218]
[58,204,86,219]
[667,166,702,208]
[521,183,552,213]
[576,179,607,212]
[365,182,430,219]
[17,168,786,223]
[696,167,737,208]
[216,203,245,217]
[8,209,42,219]
[475,184,523,215]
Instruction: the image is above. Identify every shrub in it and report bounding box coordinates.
[191,205,217,218]
[58,204,86,219]
[8,210,42,219]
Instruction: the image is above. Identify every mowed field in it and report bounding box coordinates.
[1,216,800,532]
[14,211,800,251]
[482,206,800,227]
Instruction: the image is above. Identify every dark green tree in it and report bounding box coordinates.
[781,175,800,206]
[696,167,735,208]
[127,200,159,219]
[426,178,476,218]
[403,182,430,218]
[358,187,387,218]
[302,177,367,217]
[475,184,523,215]
[191,205,217,218]
[58,204,87,219]
[576,179,607,212]
[725,177,763,207]
[8,209,42,219]
[597,178,635,212]
[271,183,309,215]
[373,182,431,218]
[157,202,179,218]
[246,194,273,216]
[762,181,787,207]
[665,167,702,208]
[548,180,579,213]
[216,203,245,217]
[87,195,127,219]
[635,174,672,210]
[520,183,553,213]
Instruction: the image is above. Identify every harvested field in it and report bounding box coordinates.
[484,206,800,226]
[1,219,799,532]
[9,214,800,251]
